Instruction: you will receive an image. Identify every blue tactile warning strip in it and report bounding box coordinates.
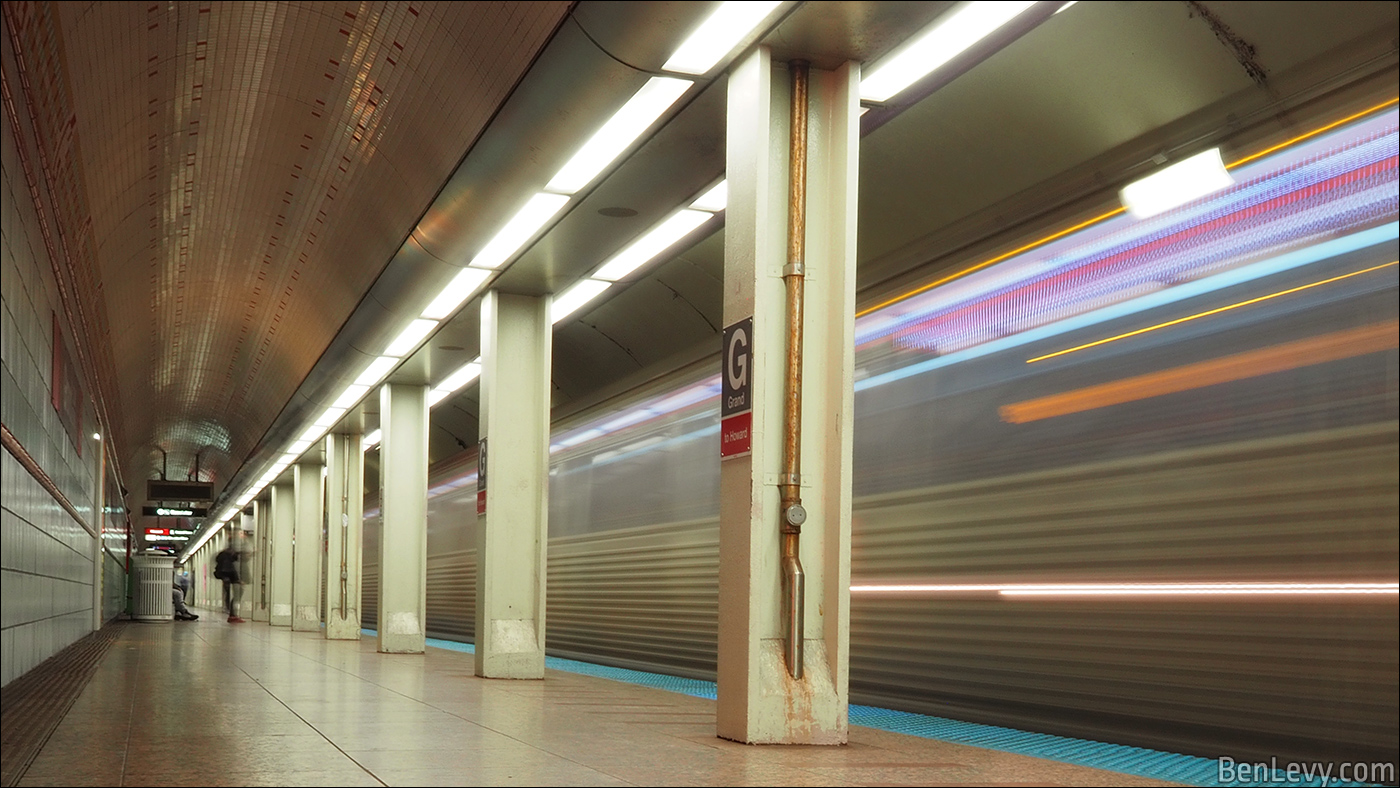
[360,631,1378,788]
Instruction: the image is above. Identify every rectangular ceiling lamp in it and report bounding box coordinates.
[426,388,452,408]
[314,406,348,428]
[436,361,482,393]
[469,193,571,270]
[297,424,326,444]
[332,384,370,410]
[362,429,382,450]
[860,1,1038,102]
[545,77,693,195]
[690,180,728,212]
[287,439,314,455]
[593,209,714,281]
[551,280,612,324]
[354,356,399,387]
[422,267,492,319]
[1119,148,1234,219]
[384,318,438,358]
[661,1,785,75]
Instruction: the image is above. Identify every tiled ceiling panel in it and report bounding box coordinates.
[6,1,568,492]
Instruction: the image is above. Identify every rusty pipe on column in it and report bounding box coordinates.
[780,60,810,681]
[338,436,350,620]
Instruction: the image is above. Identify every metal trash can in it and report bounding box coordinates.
[132,553,175,622]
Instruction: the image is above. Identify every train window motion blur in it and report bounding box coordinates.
[363,99,1399,761]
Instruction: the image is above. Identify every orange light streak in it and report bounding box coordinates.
[1000,320,1399,424]
[1226,97,1400,169]
[1026,261,1399,363]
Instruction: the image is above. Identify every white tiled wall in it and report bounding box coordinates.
[2,102,105,688]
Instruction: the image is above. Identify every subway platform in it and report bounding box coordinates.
[8,615,1184,788]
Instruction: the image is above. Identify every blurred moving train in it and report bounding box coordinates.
[365,105,1399,764]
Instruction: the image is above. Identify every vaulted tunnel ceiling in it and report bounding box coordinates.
[3,1,571,490]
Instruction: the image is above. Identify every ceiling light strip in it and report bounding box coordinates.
[552,280,613,324]
[469,193,571,270]
[661,1,785,76]
[545,78,693,195]
[593,209,715,281]
[860,1,1040,103]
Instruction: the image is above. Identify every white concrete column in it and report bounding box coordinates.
[716,48,859,745]
[90,438,106,631]
[378,382,428,653]
[474,291,551,679]
[250,499,270,622]
[240,508,257,620]
[325,432,364,639]
[199,547,209,608]
[292,460,324,631]
[268,481,295,626]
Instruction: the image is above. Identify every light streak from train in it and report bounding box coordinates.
[853,222,1398,392]
[1025,261,1399,364]
[1000,319,1399,424]
[857,96,1399,319]
[850,583,1400,596]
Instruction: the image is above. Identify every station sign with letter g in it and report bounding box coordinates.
[720,317,753,459]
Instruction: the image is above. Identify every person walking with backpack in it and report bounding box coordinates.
[215,539,246,623]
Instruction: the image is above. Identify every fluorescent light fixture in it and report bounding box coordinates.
[287,439,313,456]
[690,180,728,212]
[661,1,784,75]
[234,491,255,506]
[545,78,693,194]
[298,424,325,444]
[427,388,452,408]
[422,267,492,319]
[469,193,571,270]
[333,384,370,410]
[314,406,348,428]
[593,210,713,281]
[551,280,612,323]
[362,429,382,450]
[1055,1,1078,13]
[1119,148,1234,219]
[860,1,1038,102]
[437,361,482,393]
[354,356,398,387]
[384,318,439,358]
